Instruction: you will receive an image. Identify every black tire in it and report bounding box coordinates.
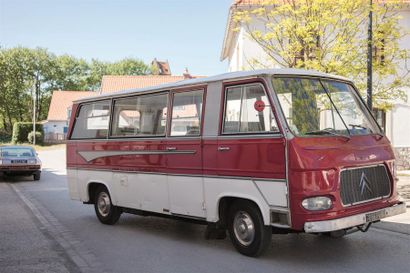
[227,200,271,257]
[94,186,121,225]
[33,171,41,181]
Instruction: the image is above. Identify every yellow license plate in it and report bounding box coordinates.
[365,210,386,222]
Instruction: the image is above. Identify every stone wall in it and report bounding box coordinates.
[395,147,410,170]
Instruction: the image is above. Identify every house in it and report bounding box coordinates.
[220,0,410,169]
[43,91,97,142]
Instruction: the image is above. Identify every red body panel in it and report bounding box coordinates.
[288,135,398,230]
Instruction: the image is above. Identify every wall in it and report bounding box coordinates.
[43,121,68,142]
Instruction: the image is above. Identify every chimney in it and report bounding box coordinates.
[183,68,193,79]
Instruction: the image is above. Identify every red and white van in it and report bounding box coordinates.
[67,69,406,256]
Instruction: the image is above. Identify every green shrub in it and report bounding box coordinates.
[12,122,43,144]
[0,130,11,143]
[28,131,44,145]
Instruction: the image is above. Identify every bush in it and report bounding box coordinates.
[28,131,44,145]
[0,130,11,143]
[12,122,43,144]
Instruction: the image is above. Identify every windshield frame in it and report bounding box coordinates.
[270,75,383,139]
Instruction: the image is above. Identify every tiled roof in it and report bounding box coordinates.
[100,75,204,93]
[47,91,97,121]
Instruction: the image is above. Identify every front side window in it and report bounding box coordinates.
[272,77,381,137]
[71,100,111,139]
[111,93,168,137]
[222,84,279,134]
[170,90,203,136]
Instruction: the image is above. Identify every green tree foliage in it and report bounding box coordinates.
[233,0,409,109]
[0,47,151,134]
[12,122,43,144]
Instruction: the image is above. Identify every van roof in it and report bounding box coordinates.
[75,69,352,103]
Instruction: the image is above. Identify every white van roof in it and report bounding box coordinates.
[75,69,352,103]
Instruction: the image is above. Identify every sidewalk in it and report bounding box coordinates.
[0,182,75,273]
[373,175,410,235]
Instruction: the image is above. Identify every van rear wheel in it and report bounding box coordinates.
[94,186,121,225]
[227,200,271,257]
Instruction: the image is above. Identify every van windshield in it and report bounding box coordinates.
[272,77,381,137]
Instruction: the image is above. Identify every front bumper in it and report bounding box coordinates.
[304,202,406,233]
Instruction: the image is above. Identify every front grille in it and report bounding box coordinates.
[340,165,391,206]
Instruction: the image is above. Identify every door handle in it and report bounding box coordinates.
[218,146,230,152]
[166,147,177,151]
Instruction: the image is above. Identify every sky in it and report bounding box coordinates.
[0,0,233,76]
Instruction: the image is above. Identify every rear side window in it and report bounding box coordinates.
[71,100,111,139]
[222,84,279,134]
[111,93,168,137]
[170,90,203,136]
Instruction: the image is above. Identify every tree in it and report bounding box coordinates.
[233,0,409,109]
[0,46,152,135]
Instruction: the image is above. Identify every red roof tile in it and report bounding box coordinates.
[100,75,204,93]
[47,91,97,121]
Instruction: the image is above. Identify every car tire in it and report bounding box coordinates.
[94,186,121,225]
[33,171,41,181]
[227,200,271,257]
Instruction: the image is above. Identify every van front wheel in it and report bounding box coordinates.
[94,186,121,225]
[227,200,271,257]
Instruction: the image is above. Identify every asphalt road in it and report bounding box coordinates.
[1,148,410,273]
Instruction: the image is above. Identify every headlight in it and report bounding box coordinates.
[302,196,332,211]
[0,159,2,165]
[28,159,37,164]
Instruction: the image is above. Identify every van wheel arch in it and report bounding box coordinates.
[88,182,109,204]
[218,197,264,228]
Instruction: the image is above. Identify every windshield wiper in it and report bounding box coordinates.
[305,128,351,141]
[349,124,384,140]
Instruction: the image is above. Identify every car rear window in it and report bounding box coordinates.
[0,148,34,157]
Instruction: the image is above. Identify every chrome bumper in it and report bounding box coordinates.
[304,202,407,233]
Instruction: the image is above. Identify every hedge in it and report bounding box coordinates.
[0,130,11,143]
[12,122,43,144]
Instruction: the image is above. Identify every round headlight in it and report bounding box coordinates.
[302,196,332,211]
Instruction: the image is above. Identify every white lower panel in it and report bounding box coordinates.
[168,176,205,218]
[114,172,169,214]
[67,169,79,200]
[255,180,287,207]
[203,177,276,225]
[68,169,288,225]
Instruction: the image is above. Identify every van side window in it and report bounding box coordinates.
[223,84,279,134]
[111,93,168,137]
[71,100,111,139]
[170,90,203,136]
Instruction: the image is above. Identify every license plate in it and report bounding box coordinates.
[11,160,27,164]
[365,210,386,222]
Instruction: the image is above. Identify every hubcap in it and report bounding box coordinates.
[233,211,255,246]
[97,192,111,217]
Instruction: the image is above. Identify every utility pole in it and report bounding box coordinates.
[367,0,373,111]
[32,82,36,146]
